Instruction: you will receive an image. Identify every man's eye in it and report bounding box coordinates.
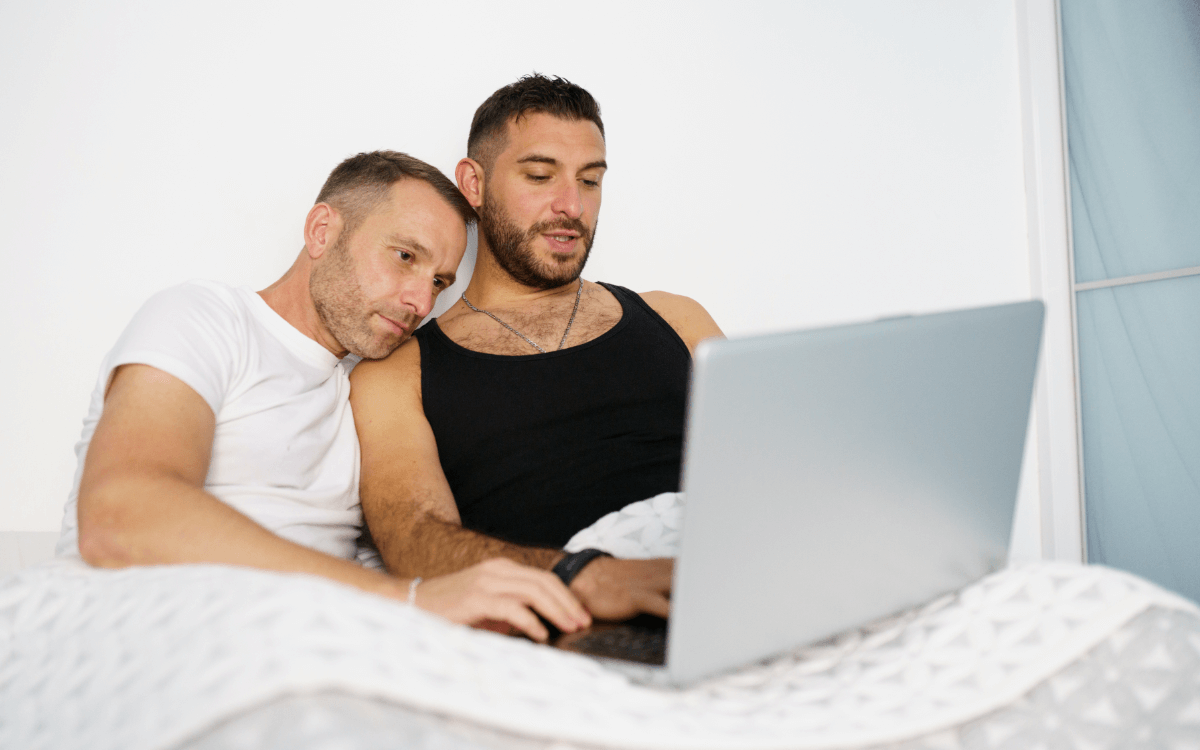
[527,174,550,182]
[397,250,413,262]
[433,278,446,289]
[582,179,600,188]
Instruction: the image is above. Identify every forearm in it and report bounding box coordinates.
[78,473,406,601]
[383,517,675,621]
[377,513,563,578]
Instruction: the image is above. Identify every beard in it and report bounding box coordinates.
[479,199,596,291]
[309,232,410,360]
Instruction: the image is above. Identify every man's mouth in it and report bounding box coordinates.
[542,228,586,254]
[530,218,590,255]
[378,314,410,336]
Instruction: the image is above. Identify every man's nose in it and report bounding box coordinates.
[400,281,434,320]
[551,181,583,219]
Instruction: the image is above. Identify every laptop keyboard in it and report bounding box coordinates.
[560,614,668,666]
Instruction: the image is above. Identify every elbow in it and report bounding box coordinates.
[376,533,419,578]
[76,491,137,569]
[77,522,132,569]
[372,514,438,578]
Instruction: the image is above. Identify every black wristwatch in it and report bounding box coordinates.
[552,548,612,586]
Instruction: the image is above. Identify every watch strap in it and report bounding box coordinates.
[552,548,612,586]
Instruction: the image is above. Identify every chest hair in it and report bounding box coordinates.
[442,283,624,356]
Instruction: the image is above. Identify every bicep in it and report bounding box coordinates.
[350,354,461,532]
[81,364,216,502]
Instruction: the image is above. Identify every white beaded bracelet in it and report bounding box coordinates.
[407,577,422,606]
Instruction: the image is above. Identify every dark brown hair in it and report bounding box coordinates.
[314,150,476,234]
[467,74,604,171]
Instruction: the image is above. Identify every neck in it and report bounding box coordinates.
[258,249,347,358]
[463,243,582,308]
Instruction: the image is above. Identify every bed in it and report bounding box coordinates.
[3,496,1198,750]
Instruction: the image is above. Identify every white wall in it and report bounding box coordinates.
[0,1,1039,553]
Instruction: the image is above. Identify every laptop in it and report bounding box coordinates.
[555,299,1045,686]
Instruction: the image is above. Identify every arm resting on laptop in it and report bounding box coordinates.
[351,342,672,621]
[77,364,585,641]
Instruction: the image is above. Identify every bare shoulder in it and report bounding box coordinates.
[639,290,708,317]
[639,291,725,355]
[349,336,422,406]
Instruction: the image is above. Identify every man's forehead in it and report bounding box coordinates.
[365,181,467,243]
[500,112,606,162]
[377,180,459,219]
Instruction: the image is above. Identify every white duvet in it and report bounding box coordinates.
[2,497,1198,750]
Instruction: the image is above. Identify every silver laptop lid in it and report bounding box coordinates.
[667,300,1044,684]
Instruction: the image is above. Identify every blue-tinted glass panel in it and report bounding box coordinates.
[1062,0,1200,284]
[1078,275,1200,602]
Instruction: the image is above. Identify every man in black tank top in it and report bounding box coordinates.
[351,75,724,623]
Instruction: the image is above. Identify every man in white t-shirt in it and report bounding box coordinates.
[57,151,590,641]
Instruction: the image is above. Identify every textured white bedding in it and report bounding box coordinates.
[3,501,1198,750]
[176,607,1200,750]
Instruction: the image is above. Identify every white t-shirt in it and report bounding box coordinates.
[56,281,362,560]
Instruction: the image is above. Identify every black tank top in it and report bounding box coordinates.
[415,283,690,548]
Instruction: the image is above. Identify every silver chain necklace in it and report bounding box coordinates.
[461,278,584,354]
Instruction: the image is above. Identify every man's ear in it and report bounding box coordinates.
[303,203,341,259]
[455,158,485,208]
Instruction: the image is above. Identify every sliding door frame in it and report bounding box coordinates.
[1014,0,1085,562]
